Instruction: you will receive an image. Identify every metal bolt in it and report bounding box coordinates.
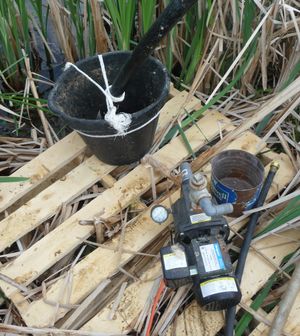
[190,173,207,190]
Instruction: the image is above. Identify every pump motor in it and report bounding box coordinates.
[151,162,241,311]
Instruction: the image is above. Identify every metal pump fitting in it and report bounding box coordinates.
[190,173,207,190]
[180,162,233,216]
[189,172,210,207]
[189,171,233,216]
[190,186,211,208]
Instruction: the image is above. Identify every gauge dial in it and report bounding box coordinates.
[151,205,169,224]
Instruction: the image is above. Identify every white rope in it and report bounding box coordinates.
[98,55,132,133]
[64,55,132,134]
[75,107,160,138]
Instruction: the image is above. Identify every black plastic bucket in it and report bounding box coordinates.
[48,51,170,165]
[211,150,264,217]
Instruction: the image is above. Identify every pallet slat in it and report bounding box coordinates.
[0,132,86,214]
[0,156,112,252]
[81,262,162,334]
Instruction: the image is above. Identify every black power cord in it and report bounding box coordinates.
[224,161,280,336]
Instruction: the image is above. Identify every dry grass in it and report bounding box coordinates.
[0,135,46,174]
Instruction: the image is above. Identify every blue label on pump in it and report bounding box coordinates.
[214,243,225,270]
[211,177,237,204]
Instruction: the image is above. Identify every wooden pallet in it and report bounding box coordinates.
[0,88,296,334]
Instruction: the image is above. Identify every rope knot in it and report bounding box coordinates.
[64,56,132,134]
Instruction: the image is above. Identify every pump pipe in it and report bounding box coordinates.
[181,161,193,183]
[199,197,233,217]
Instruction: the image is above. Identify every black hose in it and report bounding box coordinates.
[110,0,198,97]
[224,161,280,336]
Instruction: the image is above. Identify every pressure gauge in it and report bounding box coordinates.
[151,205,169,224]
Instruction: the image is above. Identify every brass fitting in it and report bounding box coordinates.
[271,161,280,172]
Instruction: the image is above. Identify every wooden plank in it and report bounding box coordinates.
[0,156,113,252]
[250,293,300,336]
[0,110,230,327]
[4,88,293,333]
[157,89,201,132]
[166,301,224,336]
[81,262,162,334]
[100,174,147,214]
[0,132,86,213]
[167,229,300,336]
[100,174,116,188]
[226,131,266,153]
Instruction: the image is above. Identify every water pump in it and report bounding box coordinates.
[151,162,241,311]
